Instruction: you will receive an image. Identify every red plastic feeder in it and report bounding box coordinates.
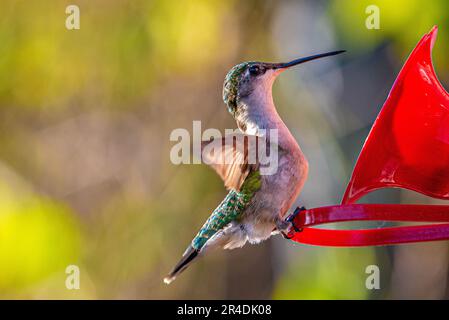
[289,26,449,247]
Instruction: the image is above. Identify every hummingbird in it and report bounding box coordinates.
[164,50,345,284]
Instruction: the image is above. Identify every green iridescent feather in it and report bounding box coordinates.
[191,170,261,250]
[222,62,253,114]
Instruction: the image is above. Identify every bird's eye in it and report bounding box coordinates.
[248,65,261,76]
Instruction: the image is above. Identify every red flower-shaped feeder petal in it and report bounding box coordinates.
[344,26,449,204]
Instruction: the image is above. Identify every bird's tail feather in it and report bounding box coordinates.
[163,245,199,284]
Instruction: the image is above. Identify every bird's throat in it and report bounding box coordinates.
[235,91,283,134]
[234,92,300,152]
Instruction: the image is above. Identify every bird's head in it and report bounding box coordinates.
[222,50,345,117]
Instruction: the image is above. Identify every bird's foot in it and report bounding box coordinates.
[277,206,306,239]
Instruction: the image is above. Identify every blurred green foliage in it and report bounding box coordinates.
[0,0,233,110]
[331,0,449,74]
[0,170,80,294]
[274,248,376,299]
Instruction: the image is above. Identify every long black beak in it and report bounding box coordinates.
[272,50,345,69]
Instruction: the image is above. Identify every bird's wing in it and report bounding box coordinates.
[201,133,262,191]
[165,134,266,283]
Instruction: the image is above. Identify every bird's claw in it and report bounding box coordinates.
[281,231,294,239]
[282,206,306,239]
